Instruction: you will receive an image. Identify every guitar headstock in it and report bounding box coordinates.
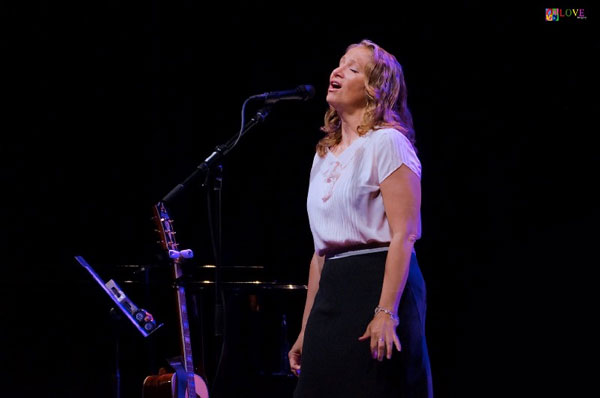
[152,201,179,253]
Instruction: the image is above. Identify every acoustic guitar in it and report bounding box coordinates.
[142,201,209,398]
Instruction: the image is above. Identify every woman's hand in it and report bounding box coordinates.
[289,332,304,377]
[358,312,401,361]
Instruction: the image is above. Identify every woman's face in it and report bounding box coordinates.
[326,46,372,113]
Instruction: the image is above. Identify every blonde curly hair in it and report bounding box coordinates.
[316,39,416,157]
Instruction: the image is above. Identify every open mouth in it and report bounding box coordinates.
[329,81,342,90]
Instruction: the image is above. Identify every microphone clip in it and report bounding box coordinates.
[251,105,273,123]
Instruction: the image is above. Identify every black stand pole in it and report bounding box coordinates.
[109,308,123,398]
[212,164,223,337]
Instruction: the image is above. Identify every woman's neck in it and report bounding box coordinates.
[338,109,365,148]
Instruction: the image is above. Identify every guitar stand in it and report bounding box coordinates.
[107,307,126,398]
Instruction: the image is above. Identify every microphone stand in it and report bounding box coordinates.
[159,103,273,397]
[161,105,272,204]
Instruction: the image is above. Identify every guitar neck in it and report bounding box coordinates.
[173,260,197,396]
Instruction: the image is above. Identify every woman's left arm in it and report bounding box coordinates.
[358,164,421,361]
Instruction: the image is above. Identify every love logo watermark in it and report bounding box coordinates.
[545,8,587,21]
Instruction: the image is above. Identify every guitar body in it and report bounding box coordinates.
[143,372,209,398]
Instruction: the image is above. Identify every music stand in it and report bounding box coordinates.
[75,255,163,337]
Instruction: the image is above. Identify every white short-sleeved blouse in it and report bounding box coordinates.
[306,128,422,257]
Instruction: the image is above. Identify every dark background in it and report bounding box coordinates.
[1,1,597,397]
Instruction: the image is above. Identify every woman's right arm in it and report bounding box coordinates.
[289,251,325,376]
[299,251,325,333]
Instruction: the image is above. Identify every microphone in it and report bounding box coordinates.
[251,85,315,103]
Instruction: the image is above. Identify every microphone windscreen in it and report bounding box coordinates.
[299,85,315,100]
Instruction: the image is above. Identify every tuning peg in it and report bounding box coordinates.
[179,249,194,259]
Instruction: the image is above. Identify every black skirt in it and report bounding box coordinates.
[293,250,433,398]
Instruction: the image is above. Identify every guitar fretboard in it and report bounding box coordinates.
[174,268,197,398]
